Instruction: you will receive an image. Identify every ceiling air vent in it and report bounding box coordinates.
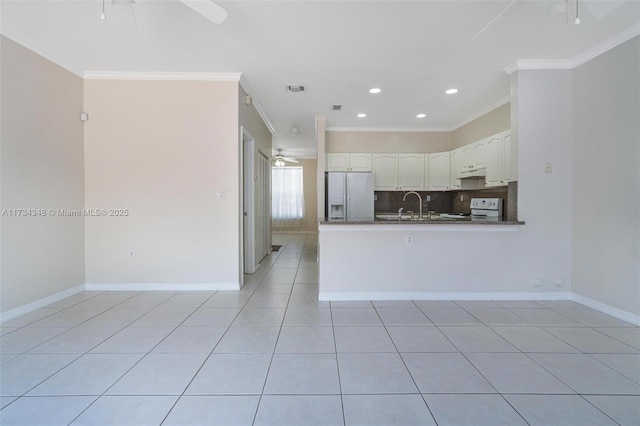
[332,105,342,111]
[286,85,305,93]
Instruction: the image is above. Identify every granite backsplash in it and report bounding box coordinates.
[375,181,518,221]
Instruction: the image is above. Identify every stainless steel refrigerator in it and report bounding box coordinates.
[325,172,374,221]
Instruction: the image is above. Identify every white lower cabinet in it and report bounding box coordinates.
[427,151,450,191]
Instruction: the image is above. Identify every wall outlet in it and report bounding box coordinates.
[374,194,378,201]
[460,195,464,202]
[405,235,413,246]
[216,190,226,199]
[426,195,431,201]
[129,250,135,259]
[545,162,553,174]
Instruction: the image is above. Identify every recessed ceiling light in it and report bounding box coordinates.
[357,113,367,118]
[369,88,381,94]
[445,88,458,95]
[416,113,427,118]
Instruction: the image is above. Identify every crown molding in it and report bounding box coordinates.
[504,59,573,74]
[504,24,640,74]
[84,71,242,81]
[239,75,275,135]
[0,30,84,77]
[326,126,452,133]
[572,23,640,68]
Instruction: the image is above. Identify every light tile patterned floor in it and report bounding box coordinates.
[0,233,639,425]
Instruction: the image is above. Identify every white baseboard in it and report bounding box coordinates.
[3,286,637,327]
[572,294,640,326]
[319,291,573,301]
[0,285,85,324]
[85,283,241,291]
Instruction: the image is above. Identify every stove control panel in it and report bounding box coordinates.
[470,198,502,210]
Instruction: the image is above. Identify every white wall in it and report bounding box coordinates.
[0,36,85,313]
[572,36,640,316]
[84,79,241,289]
[320,69,574,299]
[513,69,574,288]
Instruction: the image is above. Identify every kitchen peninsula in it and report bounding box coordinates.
[318,215,526,301]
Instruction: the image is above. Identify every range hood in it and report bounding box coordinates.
[460,163,486,178]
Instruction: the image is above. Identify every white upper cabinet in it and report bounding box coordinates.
[326,129,513,192]
[427,151,450,191]
[349,153,373,171]
[372,154,399,190]
[398,154,425,190]
[485,130,511,187]
[326,153,350,171]
[327,153,372,172]
[449,147,465,189]
[503,131,512,182]
[470,138,488,168]
[373,153,425,191]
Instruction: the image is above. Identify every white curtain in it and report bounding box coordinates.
[272,167,305,228]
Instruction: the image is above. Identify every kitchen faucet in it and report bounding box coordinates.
[402,191,423,220]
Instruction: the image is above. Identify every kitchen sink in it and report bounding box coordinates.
[375,213,463,221]
[375,214,412,221]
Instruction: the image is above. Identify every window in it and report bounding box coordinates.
[272,167,305,227]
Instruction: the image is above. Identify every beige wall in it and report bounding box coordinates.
[326,131,452,153]
[316,117,327,219]
[84,79,241,288]
[0,36,85,313]
[239,85,273,262]
[451,103,511,149]
[273,159,318,233]
[301,159,319,231]
[572,36,640,316]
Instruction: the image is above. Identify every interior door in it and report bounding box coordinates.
[242,129,257,274]
[256,152,270,261]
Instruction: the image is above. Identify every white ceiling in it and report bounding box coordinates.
[2,1,639,158]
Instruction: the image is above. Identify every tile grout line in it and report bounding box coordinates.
[373,302,439,425]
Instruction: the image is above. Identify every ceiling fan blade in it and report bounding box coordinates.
[582,0,626,20]
[283,157,299,163]
[473,0,524,40]
[179,0,228,24]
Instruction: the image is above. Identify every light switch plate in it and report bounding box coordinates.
[545,162,552,174]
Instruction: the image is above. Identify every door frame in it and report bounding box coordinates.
[242,127,258,275]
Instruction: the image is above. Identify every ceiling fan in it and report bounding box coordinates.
[273,149,299,167]
[473,0,629,39]
[104,0,227,25]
